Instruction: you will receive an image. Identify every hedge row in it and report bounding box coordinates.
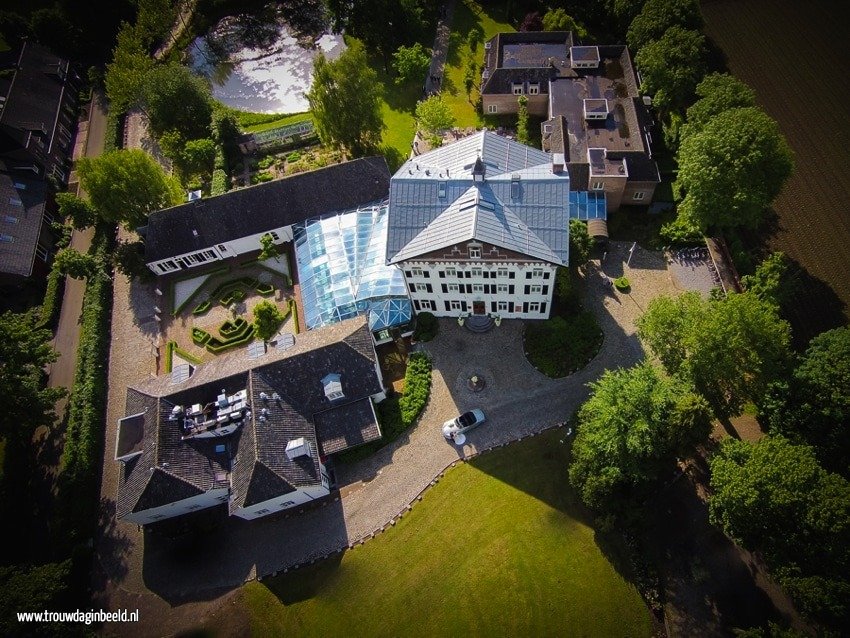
[39,262,66,331]
[337,352,432,463]
[56,223,114,549]
[164,341,203,373]
[398,352,432,424]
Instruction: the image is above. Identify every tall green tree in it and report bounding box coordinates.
[681,73,757,143]
[761,327,850,477]
[415,95,455,141]
[638,291,792,418]
[258,233,280,262]
[77,149,183,229]
[609,0,647,34]
[569,362,712,512]
[542,8,589,39]
[307,40,385,157]
[634,26,708,112]
[569,219,593,268]
[392,42,430,85]
[0,309,66,441]
[105,23,156,113]
[141,63,214,141]
[676,107,793,231]
[53,248,99,280]
[709,436,850,628]
[626,0,703,51]
[741,252,795,309]
[56,192,97,230]
[253,300,285,342]
[180,138,216,177]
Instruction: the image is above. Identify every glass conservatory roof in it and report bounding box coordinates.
[368,297,413,332]
[295,203,410,330]
[568,191,607,220]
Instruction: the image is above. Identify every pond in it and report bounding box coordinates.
[188,15,345,114]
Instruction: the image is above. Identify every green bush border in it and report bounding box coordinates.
[56,223,114,549]
[165,340,203,373]
[170,267,228,316]
[256,282,275,296]
[192,327,211,346]
[523,312,604,379]
[337,352,432,463]
[39,262,66,331]
[192,299,211,315]
[289,298,300,334]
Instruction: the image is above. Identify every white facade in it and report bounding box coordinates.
[401,258,557,319]
[147,225,293,275]
[121,487,230,526]
[232,482,331,521]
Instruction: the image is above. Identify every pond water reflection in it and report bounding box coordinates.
[188,15,345,114]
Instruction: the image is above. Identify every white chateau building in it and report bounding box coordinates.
[386,131,571,320]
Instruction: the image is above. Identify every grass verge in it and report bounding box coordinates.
[245,429,652,637]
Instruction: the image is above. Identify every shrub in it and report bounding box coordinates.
[39,262,66,331]
[614,277,631,291]
[412,311,437,341]
[256,282,275,296]
[524,313,603,378]
[286,151,301,162]
[399,352,432,424]
[211,168,228,196]
[338,352,433,463]
[192,299,211,315]
[192,327,210,345]
[252,300,286,341]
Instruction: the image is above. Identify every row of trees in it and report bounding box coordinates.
[612,0,793,237]
[569,265,850,629]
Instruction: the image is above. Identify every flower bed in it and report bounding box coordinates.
[256,282,275,296]
[192,327,211,345]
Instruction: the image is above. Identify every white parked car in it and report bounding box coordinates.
[442,409,486,439]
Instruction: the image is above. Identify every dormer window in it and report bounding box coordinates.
[468,245,482,259]
[512,83,524,95]
[528,83,540,95]
[322,373,344,401]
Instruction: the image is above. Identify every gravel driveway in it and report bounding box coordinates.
[94,241,678,633]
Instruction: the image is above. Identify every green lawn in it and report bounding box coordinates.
[245,430,652,637]
[442,0,515,127]
[243,112,313,134]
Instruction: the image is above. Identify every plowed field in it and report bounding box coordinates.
[702,0,850,344]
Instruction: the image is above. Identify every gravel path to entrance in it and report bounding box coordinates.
[94,242,678,635]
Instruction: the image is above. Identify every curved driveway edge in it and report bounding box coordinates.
[95,242,677,626]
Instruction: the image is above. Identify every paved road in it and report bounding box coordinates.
[425,1,456,96]
[46,90,107,399]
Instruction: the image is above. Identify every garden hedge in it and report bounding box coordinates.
[39,262,66,331]
[56,223,114,549]
[192,299,211,315]
[398,352,432,424]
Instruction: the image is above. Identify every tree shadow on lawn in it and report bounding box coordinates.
[780,257,846,351]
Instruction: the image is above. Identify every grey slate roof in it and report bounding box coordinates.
[118,318,384,518]
[142,157,391,263]
[0,41,77,180]
[314,397,380,455]
[387,131,569,265]
[0,165,47,278]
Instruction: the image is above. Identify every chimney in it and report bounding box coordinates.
[552,153,565,174]
[285,437,312,460]
[472,157,486,183]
